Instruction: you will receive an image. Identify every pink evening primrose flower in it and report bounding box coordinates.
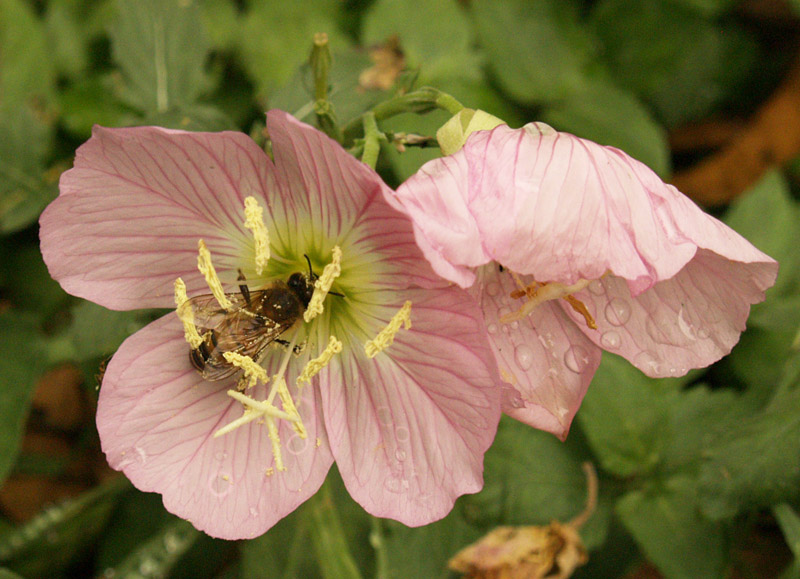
[390,120,778,440]
[39,110,501,540]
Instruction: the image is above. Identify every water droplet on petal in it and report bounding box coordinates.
[604,298,631,326]
[487,323,498,335]
[633,351,664,375]
[395,426,410,442]
[134,446,147,464]
[249,507,259,518]
[514,344,535,371]
[677,306,697,340]
[395,449,407,462]
[600,331,621,350]
[564,345,590,373]
[588,280,605,295]
[376,406,393,426]
[697,327,710,339]
[385,477,407,493]
[209,473,233,497]
[287,434,309,455]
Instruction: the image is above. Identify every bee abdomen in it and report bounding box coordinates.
[189,329,217,371]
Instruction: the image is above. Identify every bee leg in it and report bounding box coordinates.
[237,268,251,307]
[189,330,217,372]
[275,338,305,355]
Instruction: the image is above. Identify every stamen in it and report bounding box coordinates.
[304,246,342,322]
[502,279,592,324]
[266,418,285,471]
[222,352,269,389]
[197,239,233,310]
[296,336,343,386]
[563,295,597,330]
[243,196,270,275]
[212,390,296,438]
[365,301,412,358]
[173,277,203,348]
[275,376,306,438]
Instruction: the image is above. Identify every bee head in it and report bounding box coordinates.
[287,271,316,308]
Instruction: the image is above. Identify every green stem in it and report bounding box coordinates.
[342,88,464,143]
[307,479,363,579]
[370,516,390,579]
[361,112,383,170]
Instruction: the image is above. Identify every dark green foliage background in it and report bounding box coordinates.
[1,0,799,577]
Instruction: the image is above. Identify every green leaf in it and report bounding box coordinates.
[0,107,57,234]
[617,476,726,579]
[43,0,91,80]
[540,77,670,176]
[200,0,240,51]
[463,417,608,549]
[59,75,138,139]
[105,518,201,578]
[576,354,679,477]
[725,170,800,296]
[661,386,751,473]
[306,482,362,579]
[669,0,740,16]
[0,478,128,578]
[240,505,319,579]
[0,0,57,113]
[239,0,348,100]
[697,388,800,519]
[383,510,482,579]
[362,0,475,83]
[110,0,211,113]
[471,0,596,104]
[774,504,800,559]
[0,569,25,579]
[63,301,152,362]
[590,0,757,127]
[141,105,239,132]
[0,311,45,486]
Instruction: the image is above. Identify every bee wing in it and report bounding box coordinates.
[186,290,296,381]
[186,292,250,334]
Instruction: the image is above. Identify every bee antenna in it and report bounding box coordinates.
[303,254,316,279]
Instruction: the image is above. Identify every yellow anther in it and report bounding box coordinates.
[243,196,270,275]
[174,277,204,348]
[365,301,412,358]
[223,352,269,388]
[197,239,233,310]
[266,418,285,471]
[296,336,343,386]
[304,246,342,322]
[274,376,306,438]
[502,278,593,324]
[212,390,296,438]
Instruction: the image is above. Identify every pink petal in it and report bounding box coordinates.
[385,152,490,288]
[41,126,278,310]
[474,265,601,440]
[395,122,777,297]
[318,288,501,525]
[267,110,447,290]
[98,314,333,540]
[564,249,778,377]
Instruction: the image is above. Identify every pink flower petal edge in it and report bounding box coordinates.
[98,314,334,540]
[320,288,501,525]
[390,121,778,434]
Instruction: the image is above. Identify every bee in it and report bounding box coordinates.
[187,261,317,381]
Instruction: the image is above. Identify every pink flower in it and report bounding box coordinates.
[39,110,501,540]
[391,121,778,440]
